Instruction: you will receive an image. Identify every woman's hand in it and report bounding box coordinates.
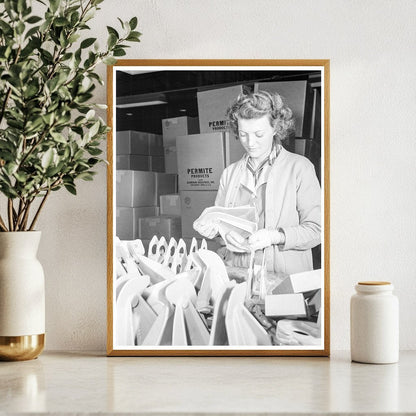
[248,229,284,251]
[224,230,250,253]
[194,220,219,239]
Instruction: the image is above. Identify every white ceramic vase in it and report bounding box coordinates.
[0,231,45,361]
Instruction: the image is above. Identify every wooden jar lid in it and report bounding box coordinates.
[358,281,391,285]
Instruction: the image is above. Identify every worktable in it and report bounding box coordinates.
[1,350,415,415]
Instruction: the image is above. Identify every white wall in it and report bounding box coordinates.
[35,0,416,351]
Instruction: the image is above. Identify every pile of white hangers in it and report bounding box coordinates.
[114,235,275,347]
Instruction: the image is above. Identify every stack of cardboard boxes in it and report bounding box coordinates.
[116,170,178,243]
[162,116,199,174]
[115,130,178,243]
[116,130,165,172]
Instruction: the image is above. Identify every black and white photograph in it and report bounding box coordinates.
[107,61,329,355]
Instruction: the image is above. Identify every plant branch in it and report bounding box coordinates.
[0,88,12,126]
[15,199,30,231]
[14,199,24,230]
[7,199,14,231]
[28,189,50,231]
[0,213,8,231]
[20,199,33,231]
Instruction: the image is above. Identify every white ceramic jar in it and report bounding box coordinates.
[350,281,399,364]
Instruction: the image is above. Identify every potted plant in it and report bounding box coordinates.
[0,0,140,360]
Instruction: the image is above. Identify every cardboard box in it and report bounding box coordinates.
[162,116,199,147]
[116,155,130,170]
[160,194,181,216]
[265,294,307,318]
[116,170,157,207]
[138,215,182,240]
[148,133,164,156]
[179,190,217,238]
[307,289,321,316]
[156,172,177,200]
[116,206,159,240]
[164,146,178,174]
[254,81,312,137]
[197,85,244,133]
[117,131,163,156]
[225,134,245,166]
[176,132,244,191]
[117,131,148,155]
[273,269,321,295]
[116,155,150,171]
[150,156,165,172]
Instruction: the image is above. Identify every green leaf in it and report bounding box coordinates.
[77,172,94,181]
[106,26,119,39]
[45,165,62,177]
[59,30,68,47]
[70,11,80,26]
[25,117,44,134]
[107,33,117,49]
[42,113,55,125]
[61,52,73,61]
[80,37,96,49]
[75,93,93,103]
[25,26,40,39]
[64,183,77,195]
[50,131,67,143]
[54,17,69,27]
[16,21,25,35]
[129,17,138,30]
[5,162,18,176]
[126,33,141,42]
[26,16,42,24]
[0,20,13,35]
[41,148,54,169]
[113,47,126,57]
[23,83,38,98]
[102,57,117,65]
[87,147,102,156]
[89,121,100,138]
[117,17,125,29]
[14,171,28,182]
[85,109,95,120]
[49,0,60,14]
[40,49,53,63]
[68,33,80,44]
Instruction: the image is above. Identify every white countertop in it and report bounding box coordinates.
[0,350,415,415]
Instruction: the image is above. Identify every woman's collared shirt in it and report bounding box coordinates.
[236,145,280,229]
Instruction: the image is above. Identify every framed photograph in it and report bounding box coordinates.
[107,60,330,356]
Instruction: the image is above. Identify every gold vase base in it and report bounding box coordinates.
[0,334,45,361]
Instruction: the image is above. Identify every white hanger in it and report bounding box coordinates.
[162,237,178,268]
[170,238,187,274]
[155,236,168,263]
[147,236,159,261]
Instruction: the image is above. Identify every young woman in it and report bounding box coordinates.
[195,90,321,275]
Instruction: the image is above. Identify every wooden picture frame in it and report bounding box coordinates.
[107,60,330,356]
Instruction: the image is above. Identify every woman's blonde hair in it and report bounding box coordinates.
[226,90,295,144]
